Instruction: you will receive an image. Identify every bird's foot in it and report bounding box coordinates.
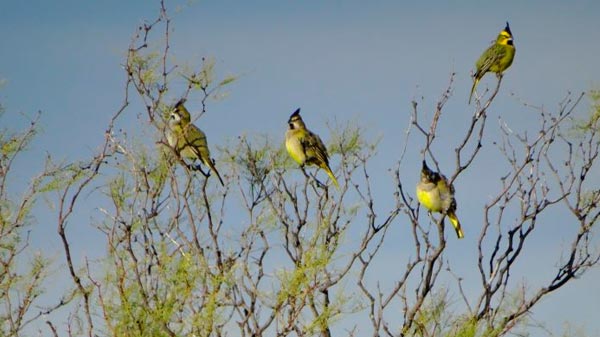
[189,163,210,178]
[309,172,328,190]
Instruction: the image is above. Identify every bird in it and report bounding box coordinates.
[416,160,464,239]
[166,99,224,186]
[469,22,516,104]
[285,108,339,189]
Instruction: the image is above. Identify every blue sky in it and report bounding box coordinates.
[2,0,600,335]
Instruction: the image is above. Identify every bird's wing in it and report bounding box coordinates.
[184,124,210,161]
[302,130,330,166]
[476,45,507,77]
[438,175,458,212]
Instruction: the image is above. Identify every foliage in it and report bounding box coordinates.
[0,111,71,336]
[2,2,599,337]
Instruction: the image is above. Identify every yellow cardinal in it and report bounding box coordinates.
[416,161,464,239]
[469,22,516,104]
[167,100,224,186]
[285,108,339,188]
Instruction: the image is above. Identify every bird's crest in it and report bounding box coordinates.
[504,22,512,37]
[421,160,431,173]
[421,160,441,182]
[497,22,514,45]
[175,98,187,109]
[290,108,301,119]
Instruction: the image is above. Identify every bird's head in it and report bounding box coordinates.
[170,100,191,126]
[497,22,514,46]
[420,160,440,183]
[169,110,182,126]
[288,108,306,130]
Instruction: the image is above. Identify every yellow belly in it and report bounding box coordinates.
[285,132,306,165]
[416,185,444,213]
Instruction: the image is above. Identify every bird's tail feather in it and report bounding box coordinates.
[323,165,339,189]
[469,78,479,104]
[206,159,225,186]
[448,212,464,239]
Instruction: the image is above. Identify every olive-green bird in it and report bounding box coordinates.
[416,161,464,239]
[469,22,516,104]
[285,108,339,189]
[167,100,224,186]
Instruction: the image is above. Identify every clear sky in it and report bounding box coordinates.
[2,0,599,335]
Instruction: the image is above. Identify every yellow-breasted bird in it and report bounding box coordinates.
[285,108,339,188]
[167,100,224,186]
[469,22,516,104]
[416,161,464,239]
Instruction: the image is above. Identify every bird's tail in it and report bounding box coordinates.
[447,211,464,239]
[322,165,339,189]
[206,159,225,186]
[468,77,480,104]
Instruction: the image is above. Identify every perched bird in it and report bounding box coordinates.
[416,161,464,239]
[285,108,339,188]
[167,100,224,186]
[469,22,516,104]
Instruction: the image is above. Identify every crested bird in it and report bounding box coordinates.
[285,108,339,189]
[416,160,464,239]
[167,100,224,186]
[469,22,516,104]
